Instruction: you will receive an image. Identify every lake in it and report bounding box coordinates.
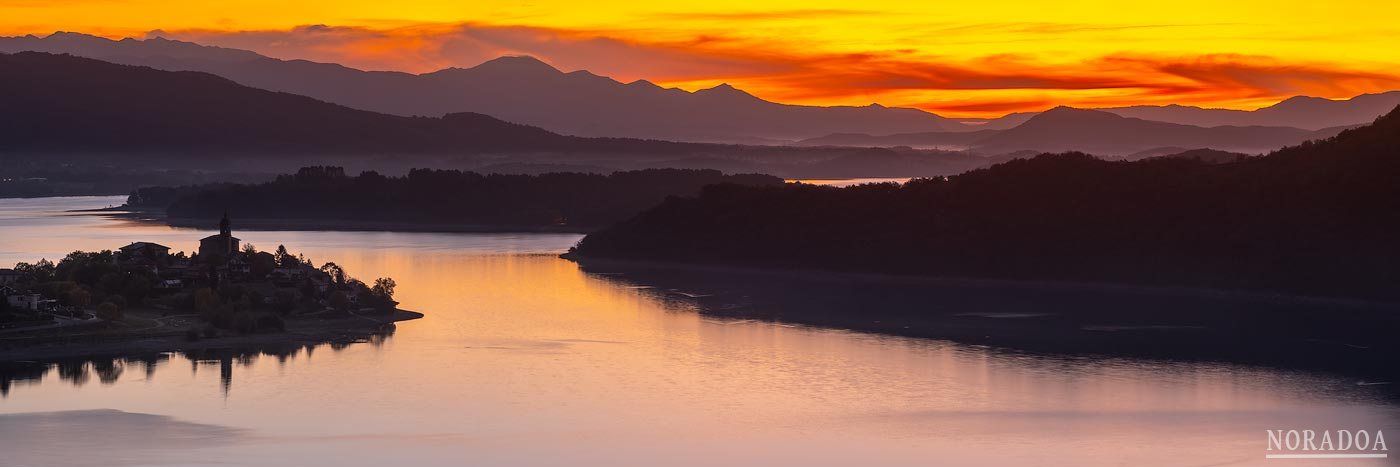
[1,196,1396,466]
[785,177,913,187]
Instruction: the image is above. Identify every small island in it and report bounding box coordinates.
[0,213,421,362]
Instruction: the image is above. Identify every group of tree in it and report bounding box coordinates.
[570,105,1400,300]
[6,252,154,321]
[5,242,398,335]
[129,167,783,230]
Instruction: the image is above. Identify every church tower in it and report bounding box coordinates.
[199,212,241,261]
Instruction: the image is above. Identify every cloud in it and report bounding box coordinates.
[1102,53,1400,100]
[146,23,1400,117]
[647,9,879,22]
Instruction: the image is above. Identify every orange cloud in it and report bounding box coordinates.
[146,23,1400,118]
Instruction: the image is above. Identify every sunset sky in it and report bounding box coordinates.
[5,1,1400,117]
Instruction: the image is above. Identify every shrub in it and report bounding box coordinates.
[232,311,256,334]
[256,314,286,332]
[96,302,123,321]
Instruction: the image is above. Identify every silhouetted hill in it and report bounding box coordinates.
[568,105,1400,300]
[795,130,1001,149]
[972,107,1346,155]
[1147,149,1249,164]
[0,52,574,154]
[137,167,785,231]
[1100,92,1400,130]
[0,52,998,179]
[797,108,1341,155]
[0,32,971,143]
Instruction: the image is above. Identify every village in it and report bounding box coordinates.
[0,214,404,343]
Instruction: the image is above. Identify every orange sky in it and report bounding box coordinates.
[4,0,1400,117]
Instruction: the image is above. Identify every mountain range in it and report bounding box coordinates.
[7,32,1396,146]
[1097,93,1400,130]
[0,32,967,144]
[799,107,1351,155]
[0,52,992,178]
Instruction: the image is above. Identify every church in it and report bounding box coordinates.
[198,212,241,261]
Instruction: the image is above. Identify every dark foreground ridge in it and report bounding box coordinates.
[568,105,1400,301]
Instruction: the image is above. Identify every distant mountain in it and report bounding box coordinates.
[0,32,971,143]
[971,107,1349,155]
[0,52,989,179]
[1099,93,1400,130]
[798,107,1346,155]
[952,112,1039,130]
[794,129,1001,149]
[0,52,576,155]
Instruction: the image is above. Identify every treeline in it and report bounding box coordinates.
[132,168,784,230]
[569,106,1400,300]
[0,162,267,199]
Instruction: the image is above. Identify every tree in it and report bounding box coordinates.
[96,302,123,321]
[242,243,258,256]
[328,291,351,313]
[372,277,396,300]
[123,275,153,304]
[193,288,219,315]
[320,262,346,286]
[272,290,297,315]
[274,245,291,267]
[13,259,55,283]
[66,287,91,308]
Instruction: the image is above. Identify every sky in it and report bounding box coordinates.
[4,1,1400,117]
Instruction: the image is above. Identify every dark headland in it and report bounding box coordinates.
[0,214,420,363]
[563,105,1400,384]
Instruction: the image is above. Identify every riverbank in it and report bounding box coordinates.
[0,308,423,362]
[565,255,1400,386]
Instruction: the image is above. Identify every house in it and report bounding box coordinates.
[198,212,241,261]
[269,267,306,287]
[5,291,51,312]
[0,268,22,285]
[121,256,160,274]
[118,242,170,261]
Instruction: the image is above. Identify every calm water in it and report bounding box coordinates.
[1,196,1396,466]
[785,177,913,187]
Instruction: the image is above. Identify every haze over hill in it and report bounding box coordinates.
[971,107,1350,155]
[0,32,971,143]
[1099,93,1400,130]
[0,52,991,179]
[800,107,1349,155]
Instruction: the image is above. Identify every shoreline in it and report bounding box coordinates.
[561,254,1400,310]
[91,207,595,234]
[0,309,423,363]
[564,254,1400,385]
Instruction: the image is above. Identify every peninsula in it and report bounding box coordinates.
[0,214,420,362]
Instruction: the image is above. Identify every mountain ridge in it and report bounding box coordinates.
[0,32,971,143]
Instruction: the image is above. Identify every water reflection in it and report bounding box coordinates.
[2,196,1398,467]
[1,327,394,397]
[574,259,1400,391]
